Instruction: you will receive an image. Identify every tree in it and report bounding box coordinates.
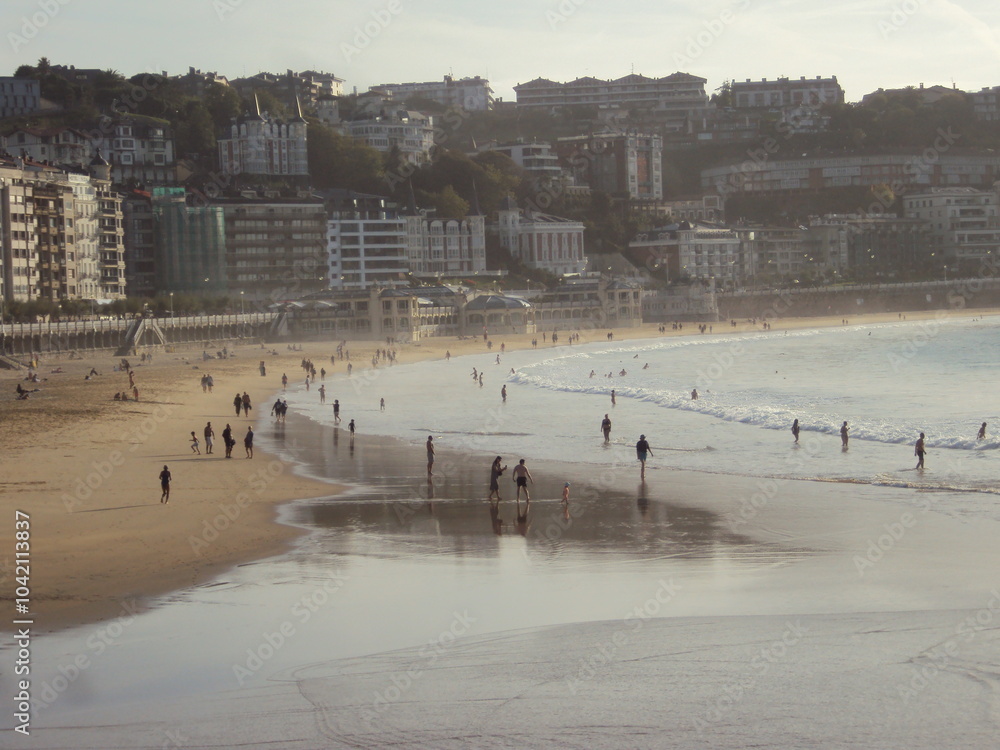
[307,121,384,192]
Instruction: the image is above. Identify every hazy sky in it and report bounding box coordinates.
[5,0,1000,102]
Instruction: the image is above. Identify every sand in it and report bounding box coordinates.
[1,307,996,633]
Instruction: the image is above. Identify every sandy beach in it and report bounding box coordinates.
[0,306,996,634]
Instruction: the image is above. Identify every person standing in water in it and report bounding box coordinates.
[611,389,616,406]
[501,385,507,403]
[636,434,652,480]
[601,414,612,443]
[512,459,533,501]
[914,432,926,469]
[488,456,507,501]
[791,419,800,443]
[840,421,849,448]
[977,422,987,441]
[426,435,435,475]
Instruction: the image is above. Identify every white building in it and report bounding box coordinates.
[346,110,435,164]
[218,97,309,180]
[903,187,1000,268]
[91,117,177,185]
[972,86,1000,122]
[371,75,493,111]
[630,223,749,286]
[497,202,587,276]
[327,214,409,290]
[514,73,707,117]
[2,126,90,166]
[476,141,562,179]
[406,215,486,276]
[0,77,40,118]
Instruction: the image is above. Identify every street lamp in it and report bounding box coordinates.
[240,290,245,316]
[169,292,174,319]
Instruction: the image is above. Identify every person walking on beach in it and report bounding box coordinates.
[426,435,435,475]
[222,424,233,458]
[380,397,385,411]
[242,392,251,417]
[636,434,652,480]
[348,419,355,437]
[791,419,800,443]
[914,432,926,469]
[978,422,987,441]
[245,426,254,459]
[233,393,243,417]
[204,422,215,455]
[190,431,200,455]
[318,384,326,404]
[282,373,288,391]
[512,459,533,501]
[562,482,570,504]
[159,465,171,504]
[488,456,507,501]
[601,414,612,443]
[841,421,849,448]
[333,399,341,423]
[501,384,507,403]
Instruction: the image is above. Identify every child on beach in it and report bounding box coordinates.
[562,482,570,503]
[190,432,201,454]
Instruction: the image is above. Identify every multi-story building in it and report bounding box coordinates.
[219,195,327,300]
[556,131,663,201]
[629,223,748,286]
[32,181,77,300]
[345,110,435,164]
[325,193,408,290]
[972,86,1000,122]
[152,188,227,295]
[218,98,309,182]
[903,187,1000,272]
[2,126,90,166]
[731,76,844,108]
[702,152,1000,196]
[122,190,156,297]
[514,73,708,118]
[476,141,562,180]
[406,214,486,277]
[371,75,493,111]
[93,157,127,299]
[0,77,41,118]
[90,116,177,186]
[497,200,586,276]
[0,161,38,301]
[231,70,344,110]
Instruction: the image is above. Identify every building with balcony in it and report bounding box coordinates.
[406,214,486,277]
[514,73,708,119]
[903,188,1000,272]
[219,195,327,300]
[370,75,493,111]
[2,126,90,166]
[123,190,156,297]
[476,141,562,180]
[325,193,408,290]
[345,110,435,164]
[90,116,177,186]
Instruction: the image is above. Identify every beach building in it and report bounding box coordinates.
[641,280,719,322]
[532,277,643,330]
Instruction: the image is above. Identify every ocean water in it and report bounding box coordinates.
[280,315,1000,515]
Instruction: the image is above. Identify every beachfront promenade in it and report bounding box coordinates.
[0,312,275,360]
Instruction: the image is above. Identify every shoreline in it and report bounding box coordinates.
[3,306,998,634]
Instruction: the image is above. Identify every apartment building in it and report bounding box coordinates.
[406,214,486,277]
[371,75,493,111]
[497,200,586,277]
[731,76,844,108]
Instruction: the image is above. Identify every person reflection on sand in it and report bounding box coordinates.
[515,496,530,536]
[489,499,504,535]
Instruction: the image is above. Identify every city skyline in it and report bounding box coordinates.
[5,0,1000,104]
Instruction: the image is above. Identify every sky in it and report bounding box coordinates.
[4,0,1000,103]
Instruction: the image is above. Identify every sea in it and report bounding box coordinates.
[277,314,1000,519]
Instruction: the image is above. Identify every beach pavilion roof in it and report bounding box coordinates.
[465,294,532,311]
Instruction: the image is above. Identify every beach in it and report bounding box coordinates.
[2,309,1000,748]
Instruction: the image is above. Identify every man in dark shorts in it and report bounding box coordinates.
[222,424,233,458]
[601,414,612,443]
[234,393,243,417]
[636,434,652,480]
[841,421,849,448]
[159,465,171,503]
[914,432,926,469]
[204,422,215,454]
[488,456,507,501]
[512,459,532,501]
[245,426,254,459]
[333,399,341,423]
